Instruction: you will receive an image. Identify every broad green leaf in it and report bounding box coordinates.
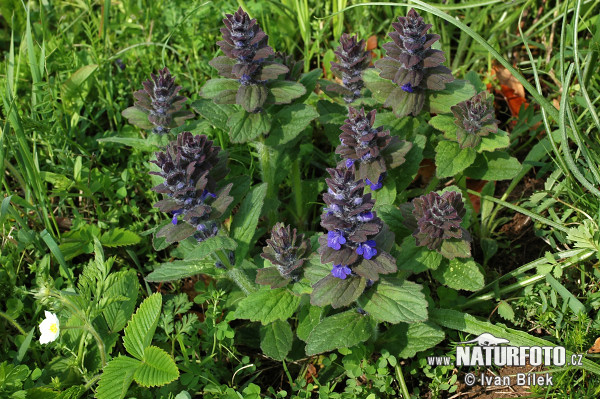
[120,107,154,130]
[377,204,411,241]
[435,140,476,178]
[310,275,366,309]
[439,238,472,259]
[133,346,179,387]
[316,99,347,125]
[100,228,141,248]
[368,177,396,206]
[305,310,375,355]
[377,322,445,359]
[234,288,300,325]
[397,236,443,273]
[200,78,240,99]
[477,130,510,152]
[62,64,98,100]
[260,320,293,361]
[238,84,268,112]
[265,103,318,146]
[103,270,139,333]
[432,258,484,291]
[183,236,237,260]
[303,254,331,285]
[297,69,322,103]
[191,99,236,130]
[95,356,140,399]
[268,80,306,104]
[429,114,457,139]
[363,278,428,324]
[123,293,162,360]
[363,68,396,104]
[464,151,521,180]
[231,183,267,262]
[426,79,476,114]
[465,70,487,92]
[227,110,271,143]
[296,304,324,342]
[393,134,425,194]
[145,259,215,282]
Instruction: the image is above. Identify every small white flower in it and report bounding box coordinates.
[39,311,60,344]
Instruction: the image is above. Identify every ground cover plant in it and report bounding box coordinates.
[2,0,600,398]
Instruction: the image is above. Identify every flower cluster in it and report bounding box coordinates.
[405,190,471,259]
[336,107,411,187]
[318,167,396,281]
[375,8,453,116]
[452,91,499,149]
[209,7,288,112]
[151,132,232,243]
[128,67,193,134]
[257,223,311,288]
[328,34,371,103]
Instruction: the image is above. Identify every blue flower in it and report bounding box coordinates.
[365,175,384,190]
[346,158,355,168]
[357,211,374,222]
[331,264,352,279]
[171,209,184,225]
[327,230,346,250]
[401,83,414,93]
[201,190,216,201]
[356,240,377,260]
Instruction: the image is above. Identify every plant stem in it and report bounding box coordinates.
[226,267,258,295]
[84,323,107,367]
[256,138,278,225]
[395,364,411,399]
[0,310,26,335]
[291,157,304,227]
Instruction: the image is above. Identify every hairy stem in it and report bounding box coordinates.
[0,310,26,335]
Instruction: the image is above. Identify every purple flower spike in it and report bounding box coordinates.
[331,264,352,279]
[327,230,347,250]
[356,240,377,260]
[346,158,356,168]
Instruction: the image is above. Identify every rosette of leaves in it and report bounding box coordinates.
[202,8,305,113]
[327,33,371,103]
[452,91,499,149]
[257,223,311,288]
[311,168,397,308]
[150,132,233,244]
[373,8,453,116]
[122,67,193,134]
[336,107,412,184]
[402,190,471,259]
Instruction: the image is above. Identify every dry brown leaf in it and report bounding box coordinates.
[495,66,525,99]
[588,337,600,353]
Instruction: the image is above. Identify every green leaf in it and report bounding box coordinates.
[103,270,139,333]
[268,80,306,104]
[377,322,445,359]
[200,78,240,99]
[497,300,515,321]
[297,69,322,103]
[367,177,396,206]
[432,258,484,291]
[100,228,141,248]
[184,236,238,260]
[310,275,366,309]
[363,278,428,324]
[145,259,215,282]
[429,114,457,139]
[123,293,162,360]
[260,320,293,361]
[435,140,476,178]
[265,103,318,146]
[238,84,268,112]
[477,130,510,152]
[377,204,411,240]
[363,68,396,104]
[226,110,271,143]
[120,107,154,130]
[397,236,442,273]
[133,346,179,387]
[95,356,140,399]
[305,310,375,355]
[303,254,332,285]
[426,79,476,114]
[464,151,521,180]
[465,70,486,93]
[191,99,236,131]
[297,304,324,342]
[234,288,300,325]
[545,274,586,315]
[231,183,267,262]
[62,64,98,100]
